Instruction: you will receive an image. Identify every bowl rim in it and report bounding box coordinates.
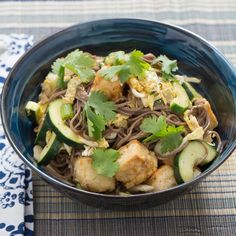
[1,18,236,199]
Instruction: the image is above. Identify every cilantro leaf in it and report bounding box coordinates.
[118,65,131,83]
[128,50,150,79]
[152,55,178,81]
[87,91,116,121]
[85,105,106,140]
[63,63,95,83]
[140,116,166,134]
[63,49,95,68]
[160,133,183,154]
[52,58,64,75]
[99,50,150,83]
[51,58,65,87]
[92,148,120,177]
[51,49,95,83]
[105,51,126,65]
[140,115,184,143]
[156,125,184,138]
[99,65,124,80]
[84,91,116,140]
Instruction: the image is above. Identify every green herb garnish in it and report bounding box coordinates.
[152,55,178,81]
[99,50,150,83]
[84,91,116,140]
[92,148,120,177]
[52,49,95,83]
[140,115,184,153]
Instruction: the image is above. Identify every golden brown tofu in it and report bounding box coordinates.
[91,73,123,101]
[115,140,157,189]
[73,157,115,193]
[146,165,177,191]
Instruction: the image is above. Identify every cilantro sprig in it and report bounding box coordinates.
[52,49,95,84]
[99,50,150,83]
[92,148,120,177]
[140,115,184,153]
[84,91,116,140]
[152,55,178,81]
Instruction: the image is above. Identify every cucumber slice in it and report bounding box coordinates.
[48,99,87,147]
[174,141,206,184]
[199,142,217,166]
[35,113,50,145]
[182,82,202,101]
[25,101,42,124]
[61,103,74,120]
[36,132,61,165]
[170,83,190,114]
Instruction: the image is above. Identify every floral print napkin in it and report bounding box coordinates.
[0,34,34,236]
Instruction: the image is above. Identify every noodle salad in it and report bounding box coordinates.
[25,49,222,194]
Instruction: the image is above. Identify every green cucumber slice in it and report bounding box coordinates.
[25,101,42,124]
[170,83,190,114]
[36,132,61,165]
[182,82,202,101]
[174,141,206,184]
[61,103,74,120]
[35,113,50,145]
[48,99,96,147]
[199,142,217,166]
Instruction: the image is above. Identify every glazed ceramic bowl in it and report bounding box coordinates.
[1,19,236,210]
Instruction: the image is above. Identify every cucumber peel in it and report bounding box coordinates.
[182,82,202,101]
[25,101,43,124]
[174,141,206,184]
[170,83,190,114]
[35,113,50,145]
[61,103,74,120]
[36,132,61,165]
[48,99,96,147]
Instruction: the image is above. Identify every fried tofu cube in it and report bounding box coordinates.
[73,157,115,193]
[146,165,177,191]
[91,73,122,101]
[115,140,157,189]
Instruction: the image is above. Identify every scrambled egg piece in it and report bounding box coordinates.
[63,77,81,104]
[82,145,95,157]
[73,157,115,192]
[184,98,218,131]
[159,82,176,105]
[33,145,43,162]
[91,73,123,101]
[128,70,177,109]
[128,70,160,94]
[128,73,160,110]
[200,98,218,130]
[128,77,143,93]
[185,127,204,141]
[184,110,201,131]
[141,94,156,110]
[38,72,59,104]
[64,68,74,82]
[115,140,157,189]
[97,138,109,148]
[112,113,129,128]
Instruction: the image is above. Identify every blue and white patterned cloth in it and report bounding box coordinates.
[0,34,34,236]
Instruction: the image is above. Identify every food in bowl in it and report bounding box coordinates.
[25,49,222,195]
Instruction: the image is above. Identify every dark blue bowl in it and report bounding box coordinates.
[1,19,236,210]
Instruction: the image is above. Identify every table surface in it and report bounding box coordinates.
[1,0,236,235]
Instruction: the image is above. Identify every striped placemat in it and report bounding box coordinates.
[1,1,236,235]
